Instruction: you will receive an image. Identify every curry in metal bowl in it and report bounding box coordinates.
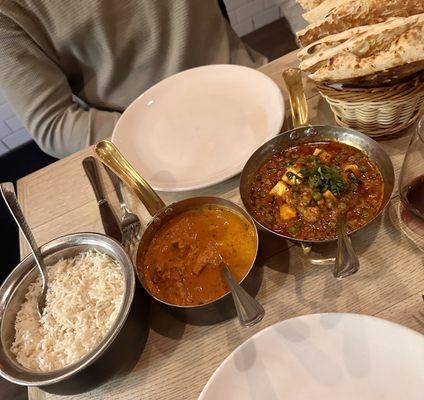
[249,141,384,241]
[139,204,257,306]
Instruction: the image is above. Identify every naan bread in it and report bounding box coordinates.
[303,0,348,24]
[297,0,325,11]
[298,14,424,85]
[297,0,424,46]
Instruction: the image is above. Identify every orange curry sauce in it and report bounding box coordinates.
[140,205,257,306]
[249,142,384,241]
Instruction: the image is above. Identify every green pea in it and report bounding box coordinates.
[338,202,347,210]
[312,191,322,201]
[360,165,368,173]
[288,225,298,234]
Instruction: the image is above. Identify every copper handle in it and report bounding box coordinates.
[282,68,309,128]
[94,140,165,216]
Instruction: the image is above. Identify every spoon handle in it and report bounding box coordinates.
[333,215,360,279]
[0,183,48,296]
[222,264,265,327]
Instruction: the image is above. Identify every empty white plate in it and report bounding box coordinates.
[112,65,284,192]
[199,313,424,400]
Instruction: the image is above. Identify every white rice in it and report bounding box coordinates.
[10,250,124,372]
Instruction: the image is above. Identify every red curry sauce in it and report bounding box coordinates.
[140,205,257,306]
[249,142,384,240]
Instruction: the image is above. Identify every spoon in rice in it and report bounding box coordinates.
[1,182,48,317]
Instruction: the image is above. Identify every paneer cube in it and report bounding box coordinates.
[269,181,289,197]
[313,148,322,156]
[279,204,297,221]
[282,166,303,186]
[299,206,320,223]
[318,150,332,163]
[323,190,337,202]
[343,164,360,177]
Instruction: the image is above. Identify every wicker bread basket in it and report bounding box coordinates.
[317,73,424,138]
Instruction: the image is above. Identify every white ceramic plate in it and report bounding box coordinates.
[199,313,424,400]
[112,65,284,192]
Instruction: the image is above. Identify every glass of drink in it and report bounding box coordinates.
[399,115,424,220]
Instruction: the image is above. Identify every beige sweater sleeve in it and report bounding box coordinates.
[0,15,121,158]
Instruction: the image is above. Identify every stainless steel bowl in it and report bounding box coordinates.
[0,233,149,395]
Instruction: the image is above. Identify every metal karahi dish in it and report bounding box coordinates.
[0,233,149,395]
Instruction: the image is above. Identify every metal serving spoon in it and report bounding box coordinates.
[0,182,48,317]
[218,254,265,327]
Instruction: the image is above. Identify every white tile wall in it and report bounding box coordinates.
[5,116,22,132]
[232,18,255,37]
[225,0,248,10]
[0,93,32,156]
[224,0,305,36]
[235,0,264,22]
[279,2,307,33]
[0,141,8,156]
[253,5,280,29]
[3,128,32,149]
[0,121,11,140]
[0,102,15,121]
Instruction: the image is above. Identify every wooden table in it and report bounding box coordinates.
[18,51,424,400]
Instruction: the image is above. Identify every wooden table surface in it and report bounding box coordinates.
[17,51,424,400]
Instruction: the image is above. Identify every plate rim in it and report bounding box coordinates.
[199,312,424,399]
[111,64,284,192]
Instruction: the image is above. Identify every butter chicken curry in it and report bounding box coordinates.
[140,205,257,306]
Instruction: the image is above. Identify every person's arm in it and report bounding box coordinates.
[0,14,121,158]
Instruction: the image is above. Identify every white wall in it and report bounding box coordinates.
[224,0,306,37]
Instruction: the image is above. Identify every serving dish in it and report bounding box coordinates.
[240,69,395,273]
[111,64,284,192]
[95,141,262,325]
[0,233,149,395]
[199,313,424,400]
